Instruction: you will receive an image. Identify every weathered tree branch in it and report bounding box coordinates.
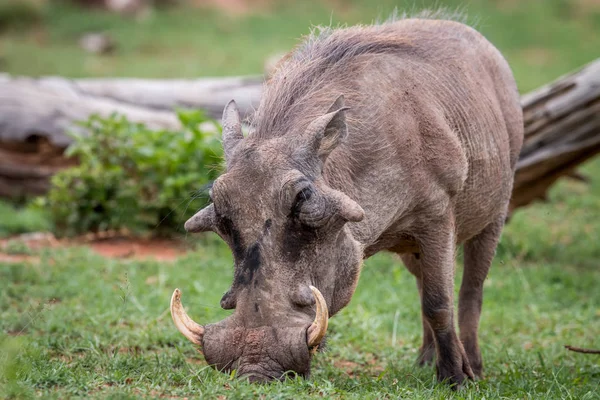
[511,59,600,210]
[0,74,262,198]
[0,73,263,147]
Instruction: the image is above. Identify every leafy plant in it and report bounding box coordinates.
[2,240,32,256]
[40,111,223,237]
[0,0,46,31]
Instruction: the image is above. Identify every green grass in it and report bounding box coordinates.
[0,157,598,398]
[2,0,600,398]
[1,189,599,399]
[0,200,51,238]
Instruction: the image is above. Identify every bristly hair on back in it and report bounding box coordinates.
[380,6,472,25]
[249,8,475,141]
[250,26,411,139]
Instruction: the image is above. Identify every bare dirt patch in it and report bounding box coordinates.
[333,354,385,378]
[334,360,361,377]
[0,232,190,262]
[88,237,185,261]
[0,253,40,263]
[189,0,273,15]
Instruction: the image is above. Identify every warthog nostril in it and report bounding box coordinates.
[291,285,315,307]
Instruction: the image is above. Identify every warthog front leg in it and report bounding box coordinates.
[417,216,474,388]
[459,214,504,377]
[401,254,435,365]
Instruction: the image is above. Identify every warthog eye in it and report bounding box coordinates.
[291,187,312,217]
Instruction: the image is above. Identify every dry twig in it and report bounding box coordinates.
[564,345,600,354]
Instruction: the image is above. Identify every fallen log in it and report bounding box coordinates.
[0,59,599,207]
[0,73,262,147]
[0,74,262,198]
[512,59,600,210]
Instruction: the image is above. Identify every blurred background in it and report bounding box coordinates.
[0,0,598,87]
[1,0,599,234]
[0,1,599,398]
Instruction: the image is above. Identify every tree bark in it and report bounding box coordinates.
[511,59,600,210]
[0,73,262,147]
[0,59,599,207]
[0,73,262,198]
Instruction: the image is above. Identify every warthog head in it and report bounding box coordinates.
[171,96,365,382]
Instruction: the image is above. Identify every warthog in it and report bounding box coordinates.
[171,14,523,388]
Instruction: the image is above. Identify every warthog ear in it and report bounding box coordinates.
[305,95,349,163]
[222,100,244,167]
[184,204,216,233]
[294,183,364,227]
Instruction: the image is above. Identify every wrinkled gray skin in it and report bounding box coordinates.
[183,17,523,387]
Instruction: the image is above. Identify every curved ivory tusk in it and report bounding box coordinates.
[170,289,205,346]
[307,285,329,348]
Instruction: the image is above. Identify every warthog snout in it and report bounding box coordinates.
[171,287,329,380]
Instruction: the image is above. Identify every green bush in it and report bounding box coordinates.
[40,111,223,237]
[0,0,47,31]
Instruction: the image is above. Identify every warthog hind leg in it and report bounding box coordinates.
[459,214,505,378]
